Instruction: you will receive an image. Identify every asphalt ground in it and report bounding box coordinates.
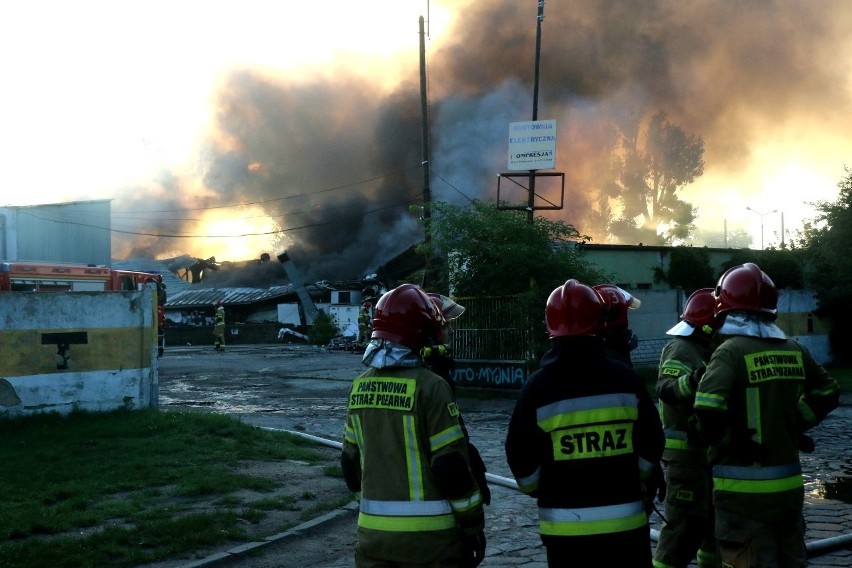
[158,344,852,567]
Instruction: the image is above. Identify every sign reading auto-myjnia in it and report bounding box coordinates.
[507,119,557,170]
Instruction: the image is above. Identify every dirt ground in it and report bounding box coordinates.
[141,343,366,567]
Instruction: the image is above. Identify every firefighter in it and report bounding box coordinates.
[654,288,723,568]
[213,301,226,351]
[357,301,372,346]
[341,283,486,567]
[505,279,665,567]
[594,283,641,366]
[694,263,840,568]
[424,292,491,507]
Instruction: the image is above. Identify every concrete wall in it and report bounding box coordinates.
[0,288,158,417]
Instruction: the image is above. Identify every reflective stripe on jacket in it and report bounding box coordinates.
[505,336,664,540]
[341,365,483,562]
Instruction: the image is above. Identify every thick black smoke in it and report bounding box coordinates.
[113,0,852,277]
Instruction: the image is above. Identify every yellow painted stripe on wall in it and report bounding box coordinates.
[0,327,153,376]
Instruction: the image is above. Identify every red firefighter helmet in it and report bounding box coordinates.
[593,284,640,332]
[682,288,724,333]
[546,279,604,338]
[714,262,778,316]
[371,284,446,349]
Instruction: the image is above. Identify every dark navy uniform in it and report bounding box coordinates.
[506,335,665,566]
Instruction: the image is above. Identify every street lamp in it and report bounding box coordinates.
[745,207,778,250]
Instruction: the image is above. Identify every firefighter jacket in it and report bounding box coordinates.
[505,336,665,544]
[657,336,711,462]
[341,362,484,564]
[214,308,225,328]
[694,334,839,522]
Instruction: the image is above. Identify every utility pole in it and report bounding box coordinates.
[419,15,433,284]
[527,1,545,222]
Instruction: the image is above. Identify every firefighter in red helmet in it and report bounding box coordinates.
[424,292,491,507]
[340,284,486,567]
[505,279,664,567]
[594,283,641,366]
[654,288,724,568]
[694,263,839,567]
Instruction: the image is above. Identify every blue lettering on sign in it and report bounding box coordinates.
[451,364,526,388]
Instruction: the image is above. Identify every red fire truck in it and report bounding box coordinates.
[0,261,168,356]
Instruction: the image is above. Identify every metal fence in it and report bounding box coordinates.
[450,296,535,362]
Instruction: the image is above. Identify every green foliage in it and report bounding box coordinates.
[720,249,805,289]
[609,111,705,244]
[425,200,609,297]
[798,166,852,361]
[654,247,715,289]
[0,409,333,567]
[308,310,340,345]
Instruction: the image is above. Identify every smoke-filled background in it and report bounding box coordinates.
[3,1,852,280]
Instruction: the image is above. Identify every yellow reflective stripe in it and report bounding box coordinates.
[694,391,726,411]
[539,406,638,432]
[351,415,365,470]
[539,502,647,536]
[653,560,677,568]
[517,468,540,494]
[746,387,761,443]
[713,473,803,494]
[665,438,701,451]
[429,424,464,452]
[638,456,655,478]
[343,422,356,443]
[358,511,457,532]
[403,414,424,501]
[449,490,482,513]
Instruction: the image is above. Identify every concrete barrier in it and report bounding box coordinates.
[0,288,158,417]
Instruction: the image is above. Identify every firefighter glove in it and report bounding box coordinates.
[462,531,486,568]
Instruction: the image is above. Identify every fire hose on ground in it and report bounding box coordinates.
[272,428,852,557]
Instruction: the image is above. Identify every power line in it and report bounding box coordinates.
[19,195,423,239]
[110,167,421,215]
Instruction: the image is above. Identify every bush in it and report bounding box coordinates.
[308,311,339,345]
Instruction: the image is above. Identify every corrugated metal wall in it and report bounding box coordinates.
[13,200,111,265]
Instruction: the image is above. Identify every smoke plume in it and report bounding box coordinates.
[112,0,852,279]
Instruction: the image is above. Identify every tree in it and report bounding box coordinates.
[653,247,715,290]
[799,166,852,361]
[425,200,608,298]
[608,111,705,244]
[719,249,805,290]
[423,200,610,369]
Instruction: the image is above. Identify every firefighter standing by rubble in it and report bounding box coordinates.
[213,301,226,351]
[424,292,491,507]
[505,279,665,567]
[357,301,372,347]
[654,288,723,568]
[340,283,486,567]
[694,263,840,567]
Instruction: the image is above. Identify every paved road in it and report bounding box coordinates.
[159,344,852,567]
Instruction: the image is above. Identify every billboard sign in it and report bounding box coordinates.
[507,119,557,170]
